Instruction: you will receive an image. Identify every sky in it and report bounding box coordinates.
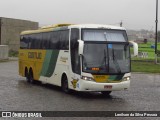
[0,0,159,30]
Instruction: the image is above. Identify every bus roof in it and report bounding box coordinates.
[21,24,126,35]
[69,24,126,30]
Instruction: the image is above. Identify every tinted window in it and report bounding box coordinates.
[20,30,69,50]
[59,30,69,50]
[42,32,51,49]
[50,31,60,49]
[35,33,42,49]
[30,34,36,49]
[70,28,80,74]
[20,35,28,49]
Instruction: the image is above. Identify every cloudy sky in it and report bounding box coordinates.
[0,0,158,30]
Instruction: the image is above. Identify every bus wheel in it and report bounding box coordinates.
[25,69,30,83]
[61,76,70,93]
[29,70,35,84]
[26,74,30,83]
[101,91,111,96]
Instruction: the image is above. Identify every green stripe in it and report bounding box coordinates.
[41,50,59,77]
[108,74,124,81]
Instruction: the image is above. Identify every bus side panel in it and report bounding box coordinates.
[48,50,70,86]
[40,50,60,77]
[38,50,60,84]
[19,49,46,80]
[39,50,71,87]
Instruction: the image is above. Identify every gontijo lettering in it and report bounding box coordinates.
[28,52,42,59]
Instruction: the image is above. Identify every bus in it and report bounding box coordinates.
[19,24,131,95]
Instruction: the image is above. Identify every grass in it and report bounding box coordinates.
[131,42,160,73]
[138,42,160,59]
[138,42,160,49]
[131,42,160,60]
[131,61,160,73]
[131,42,160,56]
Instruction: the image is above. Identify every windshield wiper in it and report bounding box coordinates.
[95,49,108,74]
[104,49,108,71]
[112,49,121,73]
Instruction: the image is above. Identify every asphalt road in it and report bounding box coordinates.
[0,61,160,120]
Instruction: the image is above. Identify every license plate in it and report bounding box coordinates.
[104,85,112,89]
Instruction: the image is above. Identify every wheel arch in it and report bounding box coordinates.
[61,72,67,83]
[61,72,70,93]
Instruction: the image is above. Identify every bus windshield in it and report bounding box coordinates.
[82,29,130,74]
[82,29,127,42]
[82,43,130,74]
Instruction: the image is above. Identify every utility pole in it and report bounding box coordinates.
[155,0,158,63]
[120,21,123,27]
[0,18,1,45]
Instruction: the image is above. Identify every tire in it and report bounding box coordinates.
[29,70,35,84]
[61,76,70,93]
[25,70,30,83]
[26,75,30,83]
[101,91,112,96]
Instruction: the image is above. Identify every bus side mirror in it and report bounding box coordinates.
[78,40,84,55]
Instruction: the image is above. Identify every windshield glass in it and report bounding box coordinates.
[82,29,127,42]
[82,43,130,74]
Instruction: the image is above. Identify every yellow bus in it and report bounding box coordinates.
[19,24,131,95]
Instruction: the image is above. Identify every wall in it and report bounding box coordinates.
[0,45,8,60]
[0,17,38,51]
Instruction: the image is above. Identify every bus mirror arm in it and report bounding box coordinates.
[78,40,84,55]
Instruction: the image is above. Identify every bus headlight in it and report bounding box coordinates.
[123,77,130,81]
[81,76,95,81]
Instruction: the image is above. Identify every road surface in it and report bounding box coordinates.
[0,61,160,120]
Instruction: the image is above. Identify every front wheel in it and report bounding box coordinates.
[61,76,70,93]
[101,91,112,96]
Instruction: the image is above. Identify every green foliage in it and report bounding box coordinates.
[9,50,18,57]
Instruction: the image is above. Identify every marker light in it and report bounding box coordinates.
[91,68,100,71]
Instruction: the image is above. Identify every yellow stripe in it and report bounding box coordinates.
[93,75,123,83]
[93,75,109,83]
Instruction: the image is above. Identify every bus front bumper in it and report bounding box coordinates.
[77,80,130,91]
